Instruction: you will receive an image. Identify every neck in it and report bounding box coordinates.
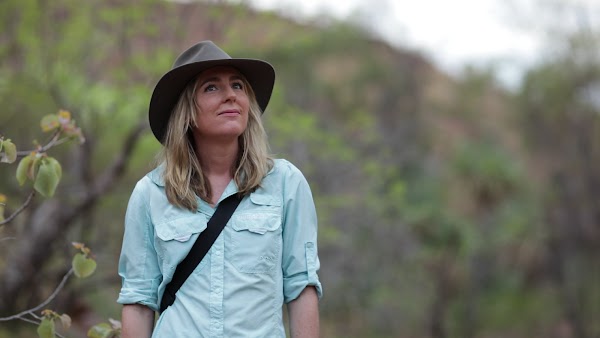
[194,137,240,178]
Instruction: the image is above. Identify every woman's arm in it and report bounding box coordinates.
[287,286,320,338]
[121,304,154,338]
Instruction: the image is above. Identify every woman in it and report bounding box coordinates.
[117,41,322,337]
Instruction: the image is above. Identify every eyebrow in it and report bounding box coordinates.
[198,75,244,88]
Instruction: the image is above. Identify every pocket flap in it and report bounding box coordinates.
[155,215,207,241]
[250,191,281,206]
[230,213,281,234]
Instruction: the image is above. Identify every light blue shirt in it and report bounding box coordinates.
[117,159,322,337]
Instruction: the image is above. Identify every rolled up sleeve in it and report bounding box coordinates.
[117,179,162,311]
[281,163,323,303]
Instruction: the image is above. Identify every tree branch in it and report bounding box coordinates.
[15,315,67,338]
[16,316,39,325]
[15,130,62,157]
[92,120,147,196]
[0,190,35,226]
[0,268,74,322]
[0,120,147,313]
[63,120,147,226]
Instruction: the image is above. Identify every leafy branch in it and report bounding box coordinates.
[0,243,99,338]
[0,110,83,225]
[0,269,73,323]
[0,111,123,337]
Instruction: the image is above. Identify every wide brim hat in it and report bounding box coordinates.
[149,40,275,143]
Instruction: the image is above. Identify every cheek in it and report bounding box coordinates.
[239,90,251,105]
[195,106,216,126]
[242,98,251,112]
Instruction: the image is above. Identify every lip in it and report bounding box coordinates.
[218,109,240,116]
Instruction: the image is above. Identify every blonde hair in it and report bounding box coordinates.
[159,73,273,211]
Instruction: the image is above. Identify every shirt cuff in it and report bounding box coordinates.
[283,242,323,303]
[117,277,161,311]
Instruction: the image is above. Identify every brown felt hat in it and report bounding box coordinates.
[149,40,275,143]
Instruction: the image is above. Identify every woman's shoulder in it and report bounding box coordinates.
[129,165,165,198]
[271,158,305,178]
[133,164,165,187]
[266,159,314,201]
[268,159,312,190]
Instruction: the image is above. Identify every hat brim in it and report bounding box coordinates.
[149,58,275,143]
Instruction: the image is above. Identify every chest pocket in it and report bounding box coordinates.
[154,215,208,273]
[227,192,282,274]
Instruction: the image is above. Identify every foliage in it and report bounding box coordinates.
[86,319,121,338]
[12,109,84,198]
[515,26,600,337]
[0,243,99,338]
[71,242,98,279]
[1,0,161,335]
[0,139,17,164]
[0,111,118,337]
[1,110,81,223]
[1,0,599,337]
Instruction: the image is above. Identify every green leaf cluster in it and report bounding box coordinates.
[36,310,71,338]
[0,139,17,164]
[72,242,97,278]
[16,154,62,198]
[87,318,121,338]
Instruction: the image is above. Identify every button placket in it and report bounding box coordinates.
[209,233,225,337]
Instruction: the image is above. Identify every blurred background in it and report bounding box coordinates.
[1,0,599,337]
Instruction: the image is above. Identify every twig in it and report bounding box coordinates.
[28,312,42,320]
[15,316,67,338]
[15,130,61,157]
[40,136,71,152]
[15,316,38,325]
[0,268,74,322]
[0,190,35,226]
[0,237,17,242]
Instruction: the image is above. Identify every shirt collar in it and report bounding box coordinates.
[148,163,166,187]
[148,163,239,213]
[148,160,275,188]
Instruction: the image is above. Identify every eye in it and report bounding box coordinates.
[204,84,217,92]
[232,82,244,90]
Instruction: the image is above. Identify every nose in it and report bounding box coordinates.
[223,86,237,102]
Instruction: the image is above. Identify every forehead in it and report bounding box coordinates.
[196,66,244,80]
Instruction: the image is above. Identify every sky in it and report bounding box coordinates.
[245,0,598,88]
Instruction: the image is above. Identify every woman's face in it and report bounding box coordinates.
[193,66,250,143]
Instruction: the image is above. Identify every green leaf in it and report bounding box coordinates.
[72,253,96,278]
[0,139,17,163]
[87,323,113,338]
[37,318,55,338]
[28,156,42,181]
[0,195,5,223]
[40,114,60,132]
[34,158,61,197]
[46,156,62,180]
[16,154,34,185]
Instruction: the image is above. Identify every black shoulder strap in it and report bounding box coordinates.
[159,193,242,313]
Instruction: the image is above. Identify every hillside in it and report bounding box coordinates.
[1,1,598,338]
